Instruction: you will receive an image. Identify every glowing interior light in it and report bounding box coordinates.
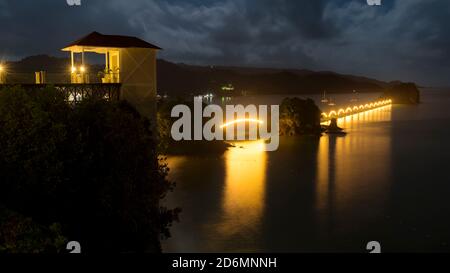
[0,65,3,72]
[220,118,264,129]
[80,66,86,73]
[71,66,77,73]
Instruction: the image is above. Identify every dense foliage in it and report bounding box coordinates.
[279,97,322,136]
[383,83,420,104]
[0,86,179,253]
[0,207,66,253]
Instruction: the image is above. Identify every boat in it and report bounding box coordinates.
[321,91,329,103]
[328,97,336,106]
[350,90,359,102]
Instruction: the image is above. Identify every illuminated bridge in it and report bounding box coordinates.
[320,99,392,122]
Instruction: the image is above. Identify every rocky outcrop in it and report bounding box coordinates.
[279,97,322,136]
[383,83,420,104]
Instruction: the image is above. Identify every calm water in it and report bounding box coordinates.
[163,89,450,253]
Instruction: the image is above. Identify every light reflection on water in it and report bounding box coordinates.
[163,90,450,252]
[315,106,392,239]
[164,106,393,252]
[219,141,267,242]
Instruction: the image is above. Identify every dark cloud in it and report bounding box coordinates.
[0,0,449,85]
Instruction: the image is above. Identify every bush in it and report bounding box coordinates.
[0,207,67,253]
[0,86,179,253]
[279,97,322,136]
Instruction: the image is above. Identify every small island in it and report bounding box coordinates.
[279,97,322,136]
[382,83,421,104]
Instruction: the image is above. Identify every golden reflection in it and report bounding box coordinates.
[219,140,267,237]
[316,136,330,212]
[165,156,188,181]
[316,105,392,229]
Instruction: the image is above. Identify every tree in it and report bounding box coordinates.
[0,86,179,253]
[279,97,322,136]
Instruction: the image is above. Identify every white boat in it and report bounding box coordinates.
[328,97,336,106]
[321,91,329,103]
[350,90,359,102]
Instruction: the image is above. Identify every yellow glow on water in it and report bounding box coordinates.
[219,140,267,237]
[165,156,188,179]
[316,105,392,230]
[220,118,264,129]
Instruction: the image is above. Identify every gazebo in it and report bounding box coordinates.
[62,31,162,119]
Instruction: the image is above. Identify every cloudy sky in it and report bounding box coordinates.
[0,0,449,85]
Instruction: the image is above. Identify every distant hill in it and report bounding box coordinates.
[7,55,70,73]
[6,55,393,96]
[157,60,389,96]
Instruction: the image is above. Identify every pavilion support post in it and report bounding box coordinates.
[105,51,109,71]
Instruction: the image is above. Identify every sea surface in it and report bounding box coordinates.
[163,89,450,252]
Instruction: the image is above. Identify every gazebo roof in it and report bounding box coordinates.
[62,31,162,52]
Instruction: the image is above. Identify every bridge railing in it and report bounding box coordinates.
[321,99,392,121]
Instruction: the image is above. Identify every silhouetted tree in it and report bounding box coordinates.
[0,86,179,253]
[279,97,322,136]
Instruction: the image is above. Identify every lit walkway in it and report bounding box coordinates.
[321,99,392,122]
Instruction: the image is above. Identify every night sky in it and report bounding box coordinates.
[1,0,449,86]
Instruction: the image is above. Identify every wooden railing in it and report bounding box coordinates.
[0,83,122,105]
